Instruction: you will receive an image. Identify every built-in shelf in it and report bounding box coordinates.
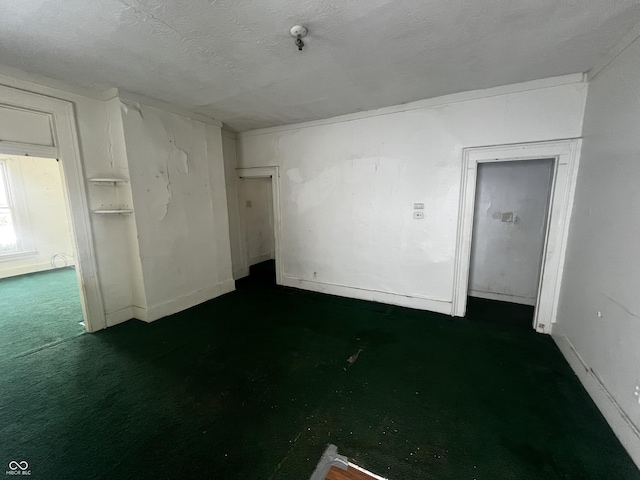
[89,177,128,186]
[93,209,133,215]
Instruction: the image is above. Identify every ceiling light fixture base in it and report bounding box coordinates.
[290,25,308,51]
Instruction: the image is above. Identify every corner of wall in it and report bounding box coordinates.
[552,325,640,468]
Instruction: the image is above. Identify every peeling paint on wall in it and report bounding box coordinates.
[120,99,145,118]
[168,133,189,174]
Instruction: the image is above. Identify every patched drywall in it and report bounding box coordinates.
[0,155,75,279]
[239,178,275,267]
[237,80,587,312]
[120,102,234,320]
[1,1,639,130]
[468,159,553,305]
[554,34,640,469]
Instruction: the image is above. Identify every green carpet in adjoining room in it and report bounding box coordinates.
[0,261,638,479]
[0,267,84,361]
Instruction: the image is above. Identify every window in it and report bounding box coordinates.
[0,162,19,253]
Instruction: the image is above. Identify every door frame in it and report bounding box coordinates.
[452,139,582,334]
[0,84,106,332]
[236,166,283,285]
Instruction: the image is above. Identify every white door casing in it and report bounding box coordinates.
[452,139,582,334]
[0,84,106,332]
[236,166,283,285]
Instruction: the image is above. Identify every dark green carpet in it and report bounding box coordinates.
[0,268,84,361]
[0,261,638,479]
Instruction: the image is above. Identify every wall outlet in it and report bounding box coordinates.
[413,211,424,219]
[634,385,640,404]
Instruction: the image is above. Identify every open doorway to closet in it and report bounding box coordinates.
[452,140,581,333]
[237,167,282,286]
[239,177,275,282]
[465,158,553,326]
[468,159,554,307]
[0,154,84,359]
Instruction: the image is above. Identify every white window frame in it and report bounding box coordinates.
[0,160,22,254]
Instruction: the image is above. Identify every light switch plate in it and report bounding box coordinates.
[414,203,424,209]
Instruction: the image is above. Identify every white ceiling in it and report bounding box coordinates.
[2,0,640,131]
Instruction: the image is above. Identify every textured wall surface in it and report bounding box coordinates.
[1,0,639,130]
[555,35,640,469]
[237,81,587,312]
[121,102,234,320]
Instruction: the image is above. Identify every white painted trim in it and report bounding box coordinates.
[552,326,640,469]
[468,289,536,306]
[236,166,283,285]
[282,275,452,314]
[0,84,106,332]
[132,305,149,322]
[239,74,585,138]
[105,306,133,327]
[143,279,235,322]
[588,21,640,81]
[106,88,223,128]
[0,262,69,280]
[0,250,38,262]
[452,139,582,334]
[0,141,58,159]
[233,267,249,280]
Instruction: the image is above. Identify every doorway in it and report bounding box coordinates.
[238,177,276,284]
[452,140,582,333]
[1,84,105,332]
[237,167,282,285]
[467,159,554,308]
[0,154,84,358]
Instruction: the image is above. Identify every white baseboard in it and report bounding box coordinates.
[552,325,640,469]
[468,289,536,306]
[0,262,76,279]
[105,306,133,327]
[233,266,249,280]
[132,305,148,322]
[143,279,236,322]
[248,252,275,266]
[281,275,452,315]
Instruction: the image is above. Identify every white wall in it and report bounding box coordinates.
[121,101,234,321]
[468,159,553,305]
[0,73,135,329]
[222,130,246,280]
[553,37,640,468]
[237,78,587,312]
[0,70,234,329]
[0,155,75,279]
[239,177,275,267]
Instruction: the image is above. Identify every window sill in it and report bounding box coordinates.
[0,250,38,262]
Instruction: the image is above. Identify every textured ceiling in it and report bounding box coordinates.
[2,0,640,131]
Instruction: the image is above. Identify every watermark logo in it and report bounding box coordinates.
[5,461,30,476]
